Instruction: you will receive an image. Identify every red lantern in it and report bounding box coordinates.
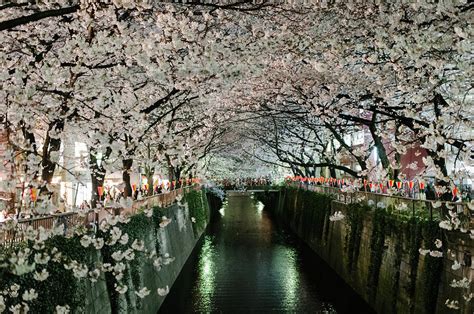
[363,179,368,187]
[388,180,394,188]
[408,181,414,190]
[369,182,374,191]
[132,184,136,192]
[419,181,425,190]
[396,181,402,189]
[379,183,384,192]
[452,187,458,198]
[30,188,38,202]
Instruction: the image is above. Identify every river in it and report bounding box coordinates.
[159,193,374,313]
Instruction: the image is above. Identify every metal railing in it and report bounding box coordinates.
[0,185,198,247]
[291,183,473,227]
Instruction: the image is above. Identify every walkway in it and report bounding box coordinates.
[160,193,373,313]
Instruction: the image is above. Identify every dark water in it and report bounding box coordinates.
[159,194,374,313]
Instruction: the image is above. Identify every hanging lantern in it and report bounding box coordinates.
[132,184,136,192]
[452,187,458,198]
[408,181,414,190]
[369,182,374,191]
[341,179,345,185]
[379,182,384,192]
[30,188,38,202]
[388,180,394,188]
[396,181,402,189]
[419,181,425,190]
[97,186,104,197]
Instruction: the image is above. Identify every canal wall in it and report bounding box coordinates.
[0,189,221,314]
[87,189,222,314]
[259,187,473,314]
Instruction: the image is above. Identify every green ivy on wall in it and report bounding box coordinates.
[345,202,369,273]
[420,220,444,314]
[367,206,389,303]
[185,190,208,236]
[0,234,94,313]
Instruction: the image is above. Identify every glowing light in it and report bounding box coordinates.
[195,236,216,312]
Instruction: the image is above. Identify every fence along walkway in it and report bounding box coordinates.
[291,183,473,227]
[0,186,197,247]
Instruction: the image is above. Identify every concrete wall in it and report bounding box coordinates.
[262,188,472,314]
[81,190,219,314]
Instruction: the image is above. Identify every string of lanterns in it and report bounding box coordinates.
[285,176,459,200]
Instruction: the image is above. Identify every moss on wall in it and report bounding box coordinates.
[263,187,463,314]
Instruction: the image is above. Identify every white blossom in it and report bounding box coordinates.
[119,234,129,245]
[445,299,459,310]
[55,305,71,314]
[419,249,430,256]
[429,251,443,258]
[80,235,92,248]
[451,260,461,271]
[115,284,128,294]
[89,269,101,282]
[159,217,172,228]
[439,220,453,231]
[131,239,145,251]
[135,287,151,299]
[34,269,49,281]
[450,278,471,289]
[329,211,345,222]
[157,285,169,296]
[22,289,38,301]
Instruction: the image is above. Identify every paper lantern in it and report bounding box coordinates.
[408,181,414,190]
[388,180,394,188]
[369,182,374,191]
[132,184,136,192]
[97,186,104,197]
[30,188,38,202]
[396,181,402,189]
[419,181,425,190]
[363,179,368,187]
[379,183,384,192]
[452,187,458,198]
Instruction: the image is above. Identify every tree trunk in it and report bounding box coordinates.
[369,113,391,177]
[90,163,106,208]
[123,159,133,197]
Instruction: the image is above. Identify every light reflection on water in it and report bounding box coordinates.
[193,236,215,312]
[160,194,373,314]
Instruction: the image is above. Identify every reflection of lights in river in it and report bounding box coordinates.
[195,236,216,311]
[282,248,299,307]
[256,201,264,218]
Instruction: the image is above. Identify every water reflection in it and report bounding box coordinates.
[193,236,215,311]
[160,194,373,314]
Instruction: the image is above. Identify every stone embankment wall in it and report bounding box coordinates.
[0,189,220,314]
[85,190,221,313]
[259,188,472,314]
